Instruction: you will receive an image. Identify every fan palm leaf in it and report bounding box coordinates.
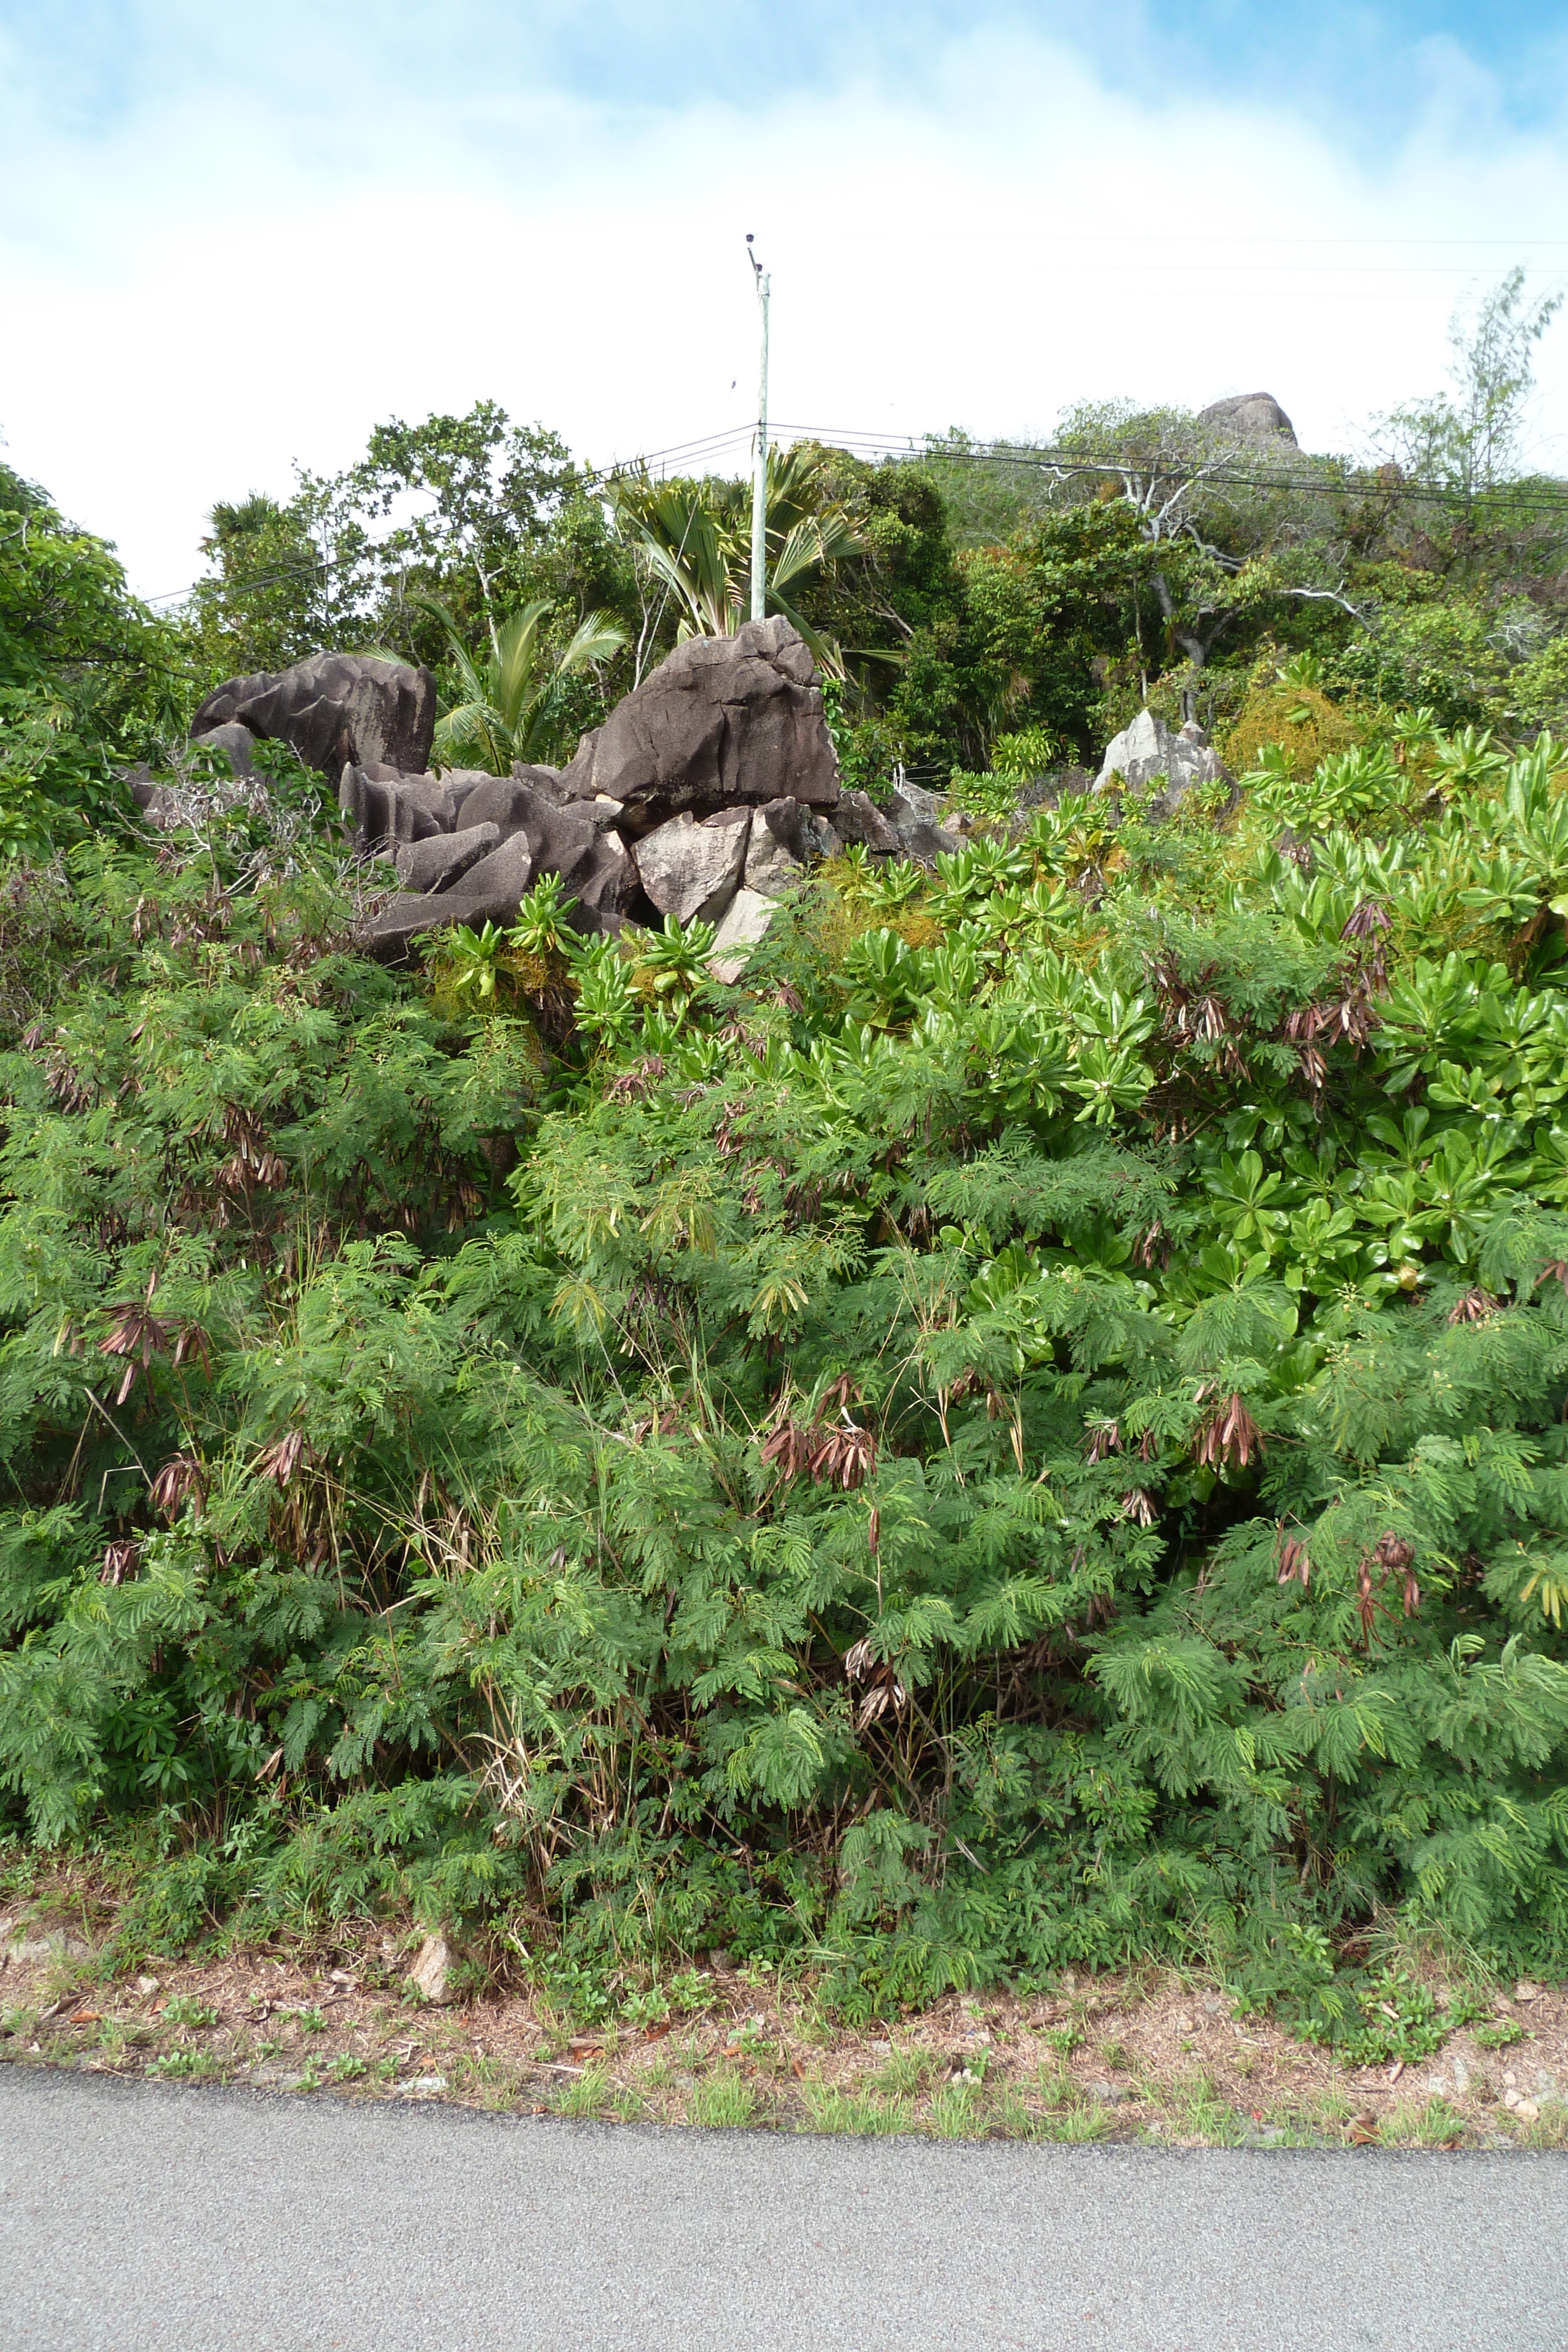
[412,590,626,773]
[613,452,861,666]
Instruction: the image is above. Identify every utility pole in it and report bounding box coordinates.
[746,235,770,624]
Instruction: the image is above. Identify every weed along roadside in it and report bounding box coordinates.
[8,276,1568,2127]
[3,1887,1566,2149]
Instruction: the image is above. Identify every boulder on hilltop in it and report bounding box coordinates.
[1197,392,1298,448]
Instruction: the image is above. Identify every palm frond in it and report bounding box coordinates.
[407,591,491,710]
[493,601,555,736]
[556,609,630,674]
[765,589,845,681]
[432,698,512,776]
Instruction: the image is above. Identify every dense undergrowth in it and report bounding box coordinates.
[4,708,1568,2036]
[10,349,1568,2036]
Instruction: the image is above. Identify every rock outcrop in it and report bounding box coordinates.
[189,719,259,778]
[176,620,955,990]
[557,614,840,823]
[1095,709,1231,812]
[393,823,501,894]
[884,778,962,863]
[634,807,752,927]
[341,620,846,965]
[744,797,839,896]
[710,889,781,984]
[192,652,437,780]
[831,790,901,855]
[1197,392,1298,448]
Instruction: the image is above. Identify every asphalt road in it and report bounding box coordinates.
[1,2065,1563,2351]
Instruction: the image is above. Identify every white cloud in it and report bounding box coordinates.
[3,14,1566,595]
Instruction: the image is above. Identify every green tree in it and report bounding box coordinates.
[1044,403,1365,725]
[333,405,580,632]
[1378,267,1564,511]
[183,491,333,681]
[0,459,179,850]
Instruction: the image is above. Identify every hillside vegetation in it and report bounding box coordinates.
[5,290,1568,2043]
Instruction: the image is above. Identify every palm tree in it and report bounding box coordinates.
[613,446,861,673]
[413,595,628,774]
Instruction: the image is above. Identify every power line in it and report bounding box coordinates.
[142,424,758,609]
[153,417,1568,614]
[767,425,1568,517]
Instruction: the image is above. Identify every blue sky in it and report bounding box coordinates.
[7,2,1567,129]
[3,1,1566,592]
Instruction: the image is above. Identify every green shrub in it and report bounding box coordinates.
[3,714,1568,2034]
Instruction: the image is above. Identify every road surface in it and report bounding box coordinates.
[1,2064,1562,2349]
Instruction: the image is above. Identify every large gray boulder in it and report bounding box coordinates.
[356,785,638,959]
[753,796,838,866]
[831,790,900,855]
[345,624,847,961]
[193,653,437,781]
[190,720,259,778]
[1198,393,1298,448]
[567,828,639,932]
[885,779,961,864]
[340,764,456,846]
[358,833,537,958]
[744,797,838,895]
[634,807,750,926]
[559,616,839,823]
[1095,710,1231,811]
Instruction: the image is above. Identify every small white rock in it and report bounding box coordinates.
[707,888,780,985]
[407,1933,457,2006]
